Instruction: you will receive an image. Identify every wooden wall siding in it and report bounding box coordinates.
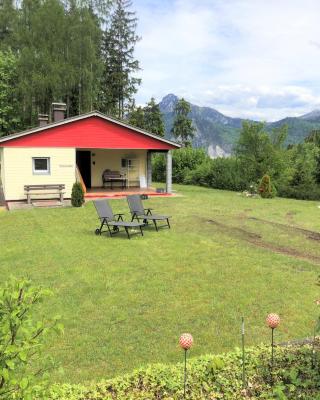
[3,147,76,201]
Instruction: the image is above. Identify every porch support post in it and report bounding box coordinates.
[147,151,152,188]
[166,150,172,194]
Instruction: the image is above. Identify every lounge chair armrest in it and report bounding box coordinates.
[114,213,124,221]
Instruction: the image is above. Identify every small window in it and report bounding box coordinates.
[32,157,50,175]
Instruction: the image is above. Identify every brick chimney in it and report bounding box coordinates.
[52,102,67,122]
[38,114,49,127]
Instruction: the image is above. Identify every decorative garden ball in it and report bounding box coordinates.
[266,313,280,384]
[179,333,193,398]
[266,313,280,329]
[179,333,193,350]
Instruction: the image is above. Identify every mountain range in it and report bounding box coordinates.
[159,94,320,157]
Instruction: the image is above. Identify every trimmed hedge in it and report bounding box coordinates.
[42,344,320,399]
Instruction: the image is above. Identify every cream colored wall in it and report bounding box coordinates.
[0,148,4,190]
[2,147,76,200]
[90,149,147,187]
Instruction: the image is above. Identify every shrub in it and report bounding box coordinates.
[0,277,63,400]
[71,182,84,207]
[186,157,248,191]
[43,344,320,399]
[152,148,209,183]
[277,184,320,200]
[258,174,276,198]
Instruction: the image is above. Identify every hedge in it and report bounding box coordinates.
[41,344,320,399]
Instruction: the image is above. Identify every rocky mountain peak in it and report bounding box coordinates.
[159,93,179,112]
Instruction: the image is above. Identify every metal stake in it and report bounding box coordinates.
[241,317,246,389]
[183,349,187,398]
[312,323,316,369]
[271,327,275,384]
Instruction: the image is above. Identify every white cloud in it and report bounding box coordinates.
[134,0,320,121]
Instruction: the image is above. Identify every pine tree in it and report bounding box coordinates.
[0,0,18,50]
[101,0,141,119]
[144,97,164,136]
[128,105,145,129]
[171,98,195,146]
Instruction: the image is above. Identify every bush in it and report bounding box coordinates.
[258,174,276,198]
[44,344,320,399]
[0,277,63,400]
[71,182,84,207]
[186,157,248,191]
[152,148,209,183]
[277,184,320,200]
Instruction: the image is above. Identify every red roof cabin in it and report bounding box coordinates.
[0,104,180,204]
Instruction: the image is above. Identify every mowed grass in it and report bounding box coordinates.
[1,184,320,383]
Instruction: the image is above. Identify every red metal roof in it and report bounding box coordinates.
[0,112,180,150]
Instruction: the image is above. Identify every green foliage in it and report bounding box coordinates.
[258,174,276,198]
[152,148,208,183]
[0,1,114,127]
[235,121,287,183]
[0,50,21,136]
[101,0,141,118]
[305,129,320,146]
[128,97,165,136]
[151,120,320,201]
[171,98,195,146]
[0,277,62,400]
[71,182,84,207]
[128,105,145,129]
[143,97,165,136]
[185,157,248,191]
[43,345,320,399]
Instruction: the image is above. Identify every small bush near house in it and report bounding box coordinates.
[71,182,85,207]
[0,277,63,400]
[44,344,320,400]
[258,174,276,198]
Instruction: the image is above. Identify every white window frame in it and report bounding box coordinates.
[32,157,51,175]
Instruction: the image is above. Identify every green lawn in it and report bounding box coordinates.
[0,184,320,384]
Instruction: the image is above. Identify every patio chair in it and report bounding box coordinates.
[93,199,144,239]
[127,195,171,231]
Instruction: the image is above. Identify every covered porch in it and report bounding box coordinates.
[76,148,173,195]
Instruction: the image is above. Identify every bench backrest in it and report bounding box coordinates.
[102,169,122,180]
[24,184,65,190]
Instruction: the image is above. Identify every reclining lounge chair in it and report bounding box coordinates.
[127,195,171,231]
[94,199,144,239]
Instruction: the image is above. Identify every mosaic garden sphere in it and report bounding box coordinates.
[266,313,280,329]
[179,333,193,350]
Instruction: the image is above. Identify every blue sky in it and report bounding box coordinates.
[133,0,320,121]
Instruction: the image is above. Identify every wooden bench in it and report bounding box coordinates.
[24,184,65,204]
[102,170,126,189]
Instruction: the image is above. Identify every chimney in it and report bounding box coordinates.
[52,102,67,122]
[38,114,49,127]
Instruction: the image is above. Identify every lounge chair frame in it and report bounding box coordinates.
[127,195,171,231]
[94,199,144,239]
